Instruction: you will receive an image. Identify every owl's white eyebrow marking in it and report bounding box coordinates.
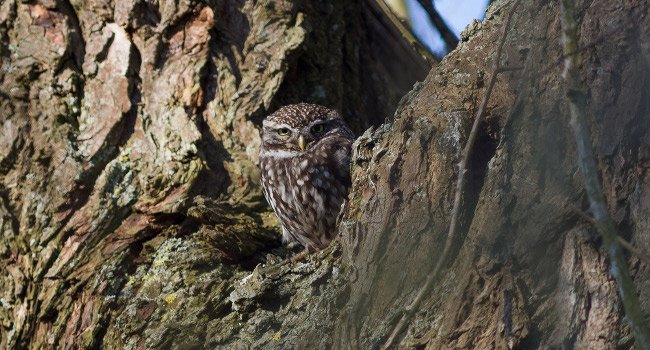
[263,120,291,129]
[260,149,300,159]
[308,119,327,127]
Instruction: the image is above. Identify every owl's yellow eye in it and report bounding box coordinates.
[311,123,325,134]
[277,128,291,136]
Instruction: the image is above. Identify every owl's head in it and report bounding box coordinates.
[261,103,351,156]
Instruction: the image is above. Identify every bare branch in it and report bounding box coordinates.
[560,0,650,348]
[414,0,459,51]
[381,1,521,347]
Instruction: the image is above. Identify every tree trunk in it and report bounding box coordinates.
[331,0,650,348]
[0,0,426,348]
[1,0,648,349]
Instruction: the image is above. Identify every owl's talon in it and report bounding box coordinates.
[285,241,301,251]
[290,250,309,263]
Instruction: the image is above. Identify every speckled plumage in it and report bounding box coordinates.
[259,103,354,250]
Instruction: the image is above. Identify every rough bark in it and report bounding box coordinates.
[1,0,648,349]
[0,1,426,348]
[331,0,650,348]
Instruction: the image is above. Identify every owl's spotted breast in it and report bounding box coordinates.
[259,104,354,251]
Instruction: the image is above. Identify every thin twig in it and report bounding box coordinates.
[381,1,521,347]
[497,65,524,73]
[570,205,650,266]
[414,0,459,51]
[560,0,650,348]
[617,237,650,267]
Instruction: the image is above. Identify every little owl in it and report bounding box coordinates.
[259,103,354,251]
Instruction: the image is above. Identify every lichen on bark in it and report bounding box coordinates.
[0,0,425,348]
[1,0,649,349]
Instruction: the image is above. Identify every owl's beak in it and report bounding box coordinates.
[297,135,306,151]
